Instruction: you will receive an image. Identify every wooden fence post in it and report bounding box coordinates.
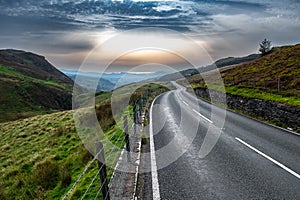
[139,99,143,121]
[134,111,139,134]
[96,141,110,200]
[123,116,130,152]
[278,77,281,94]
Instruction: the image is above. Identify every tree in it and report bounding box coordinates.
[259,38,272,56]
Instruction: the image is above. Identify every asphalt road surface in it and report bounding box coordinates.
[143,82,300,200]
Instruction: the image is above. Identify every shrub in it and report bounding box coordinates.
[33,158,59,190]
[78,144,92,164]
[60,162,71,187]
[55,126,67,136]
[0,183,6,200]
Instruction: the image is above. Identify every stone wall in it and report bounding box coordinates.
[190,87,300,131]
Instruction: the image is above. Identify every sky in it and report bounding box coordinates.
[0,0,299,72]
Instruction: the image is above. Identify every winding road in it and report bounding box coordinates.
[143,82,300,200]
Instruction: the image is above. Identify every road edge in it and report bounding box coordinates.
[149,93,166,200]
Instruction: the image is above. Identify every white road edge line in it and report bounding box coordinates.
[149,94,162,200]
[235,137,300,179]
[192,109,213,124]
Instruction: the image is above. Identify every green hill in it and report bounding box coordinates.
[0,49,85,122]
[184,44,300,106]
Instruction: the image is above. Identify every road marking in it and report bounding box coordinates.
[149,95,162,200]
[235,137,300,180]
[192,109,213,124]
[182,101,189,106]
[176,91,183,101]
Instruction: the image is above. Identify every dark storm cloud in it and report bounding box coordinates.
[0,0,271,36]
[203,0,265,9]
[0,14,83,36]
[0,0,212,32]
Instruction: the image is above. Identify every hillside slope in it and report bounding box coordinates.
[0,49,85,122]
[185,44,300,105]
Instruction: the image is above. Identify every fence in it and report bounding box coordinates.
[62,97,147,200]
[227,76,286,94]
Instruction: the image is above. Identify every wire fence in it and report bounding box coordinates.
[61,91,151,200]
[61,114,136,200]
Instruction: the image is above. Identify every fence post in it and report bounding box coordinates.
[278,77,281,94]
[96,141,110,200]
[123,116,130,152]
[134,111,139,134]
[139,99,143,122]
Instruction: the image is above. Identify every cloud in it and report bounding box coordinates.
[0,0,299,70]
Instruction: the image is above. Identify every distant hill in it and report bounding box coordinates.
[68,74,116,92]
[213,54,260,68]
[157,53,260,81]
[61,69,168,92]
[0,49,85,122]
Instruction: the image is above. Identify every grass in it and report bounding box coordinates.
[225,86,300,106]
[0,65,66,90]
[0,81,170,200]
[0,107,129,200]
[0,111,81,199]
[190,83,300,107]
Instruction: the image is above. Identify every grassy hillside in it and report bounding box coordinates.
[0,109,127,200]
[0,65,66,122]
[182,44,300,106]
[0,49,85,122]
[0,82,170,200]
[0,49,73,85]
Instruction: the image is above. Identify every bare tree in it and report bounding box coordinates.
[259,38,272,56]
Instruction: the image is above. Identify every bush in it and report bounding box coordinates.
[33,158,59,190]
[78,144,92,164]
[55,126,67,136]
[0,183,6,200]
[60,162,71,187]
[141,133,148,145]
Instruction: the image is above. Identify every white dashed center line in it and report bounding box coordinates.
[235,137,300,179]
[192,109,213,124]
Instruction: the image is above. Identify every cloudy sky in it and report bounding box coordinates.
[0,0,299,72]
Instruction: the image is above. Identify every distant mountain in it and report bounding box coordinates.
[61,69,168,92]
[157,53,260,82]
[68,74,115,92]
[214,54,260,68]
[0,49,85,122]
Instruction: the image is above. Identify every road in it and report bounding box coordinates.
[142,82,300,200]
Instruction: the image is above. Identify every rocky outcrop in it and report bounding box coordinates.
[190,87,300,131]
